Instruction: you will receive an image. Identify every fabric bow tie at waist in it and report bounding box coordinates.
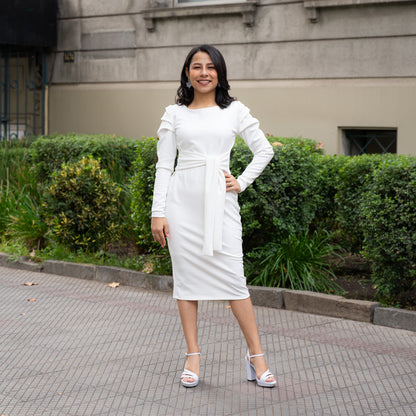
[176,151,229,256]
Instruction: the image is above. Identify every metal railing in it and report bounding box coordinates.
[0,47,48,141]
[344,129,397,156]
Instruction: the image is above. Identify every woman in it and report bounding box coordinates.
[151,45,276,388]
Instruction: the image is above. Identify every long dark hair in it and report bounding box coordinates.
[176,44,235,109]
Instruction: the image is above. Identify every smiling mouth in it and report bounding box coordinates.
[197,80,211,85]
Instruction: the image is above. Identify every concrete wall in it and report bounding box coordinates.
[49,78,416,154]
[49,0,416,154]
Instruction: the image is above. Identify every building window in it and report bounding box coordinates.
[342,129,397,156]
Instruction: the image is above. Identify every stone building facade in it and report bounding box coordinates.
[50,0,416,154]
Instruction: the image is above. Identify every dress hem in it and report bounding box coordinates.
[173,295,251,301]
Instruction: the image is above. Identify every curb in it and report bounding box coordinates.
[283,290,380,323]
[373,307,416,332]
[1,252,414,332]
[42,260,174,291]
[0,253,42,272]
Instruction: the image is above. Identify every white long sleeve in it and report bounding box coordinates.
[235,103,274,192]
[151,107,177,217]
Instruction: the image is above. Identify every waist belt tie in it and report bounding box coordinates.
[176,150,229,256]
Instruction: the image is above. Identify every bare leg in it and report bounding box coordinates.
[177,300,200,382]
[230,297,275,382]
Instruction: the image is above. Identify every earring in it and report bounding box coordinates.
[186,80,192,88]
[217,82,221,88]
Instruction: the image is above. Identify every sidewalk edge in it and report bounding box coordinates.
[1,253,414,331]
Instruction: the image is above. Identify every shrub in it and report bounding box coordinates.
[130,137,159,250]
[29,133,138,182]
[361,156,416,299]
[334,154,384,253]
[232,137,322,252]
[312,154,349,234]
[247,230,342,293]
[43,156,122,251]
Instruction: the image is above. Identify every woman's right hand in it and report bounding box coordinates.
[151,217,170,248]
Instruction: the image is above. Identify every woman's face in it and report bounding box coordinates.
[185,51,218,97]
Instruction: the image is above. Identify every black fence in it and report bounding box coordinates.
[0,48,48,140]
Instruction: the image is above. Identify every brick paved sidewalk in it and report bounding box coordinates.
[1,266,415,415]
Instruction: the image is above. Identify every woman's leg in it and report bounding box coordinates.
[230,297,275,381]
[177,300,200,381]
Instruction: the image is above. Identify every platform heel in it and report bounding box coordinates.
[245,351,276,388]
[180,352,200,388]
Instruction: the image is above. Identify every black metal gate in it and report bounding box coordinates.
[0,47,48,141]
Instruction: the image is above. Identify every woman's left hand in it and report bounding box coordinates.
[224,172,241,193]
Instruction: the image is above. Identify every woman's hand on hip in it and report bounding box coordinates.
[224,172,241,193]
[151,217,170,248]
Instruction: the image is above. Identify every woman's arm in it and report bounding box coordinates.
[235,103,274,192]
[151,107,177,246]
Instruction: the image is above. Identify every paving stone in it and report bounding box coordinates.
[1,265,415,415]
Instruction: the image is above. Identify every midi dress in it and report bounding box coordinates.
[151,100,274,300]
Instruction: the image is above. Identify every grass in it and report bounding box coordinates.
[247,230,344,294]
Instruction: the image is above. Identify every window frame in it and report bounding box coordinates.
[340,128,398,156]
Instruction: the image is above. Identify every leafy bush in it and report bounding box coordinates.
[361,156,416,299]
[43,156,122,251]
[232,137,322,252]
[29,133,138,182]
[334,154,384,253]
[130,137,159,250]
[247,231,342,293]
[312,154,349,234]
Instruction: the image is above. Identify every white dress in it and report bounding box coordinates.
[151,100,274,300]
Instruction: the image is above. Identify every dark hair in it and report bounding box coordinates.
[176,44,235,109]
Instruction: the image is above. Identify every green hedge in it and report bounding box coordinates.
[130,137,158,250]
[334,154,384,253]
[312,154,349,234]
[361,156,416,298]
[29,133,138,182]
[232,137,323,252]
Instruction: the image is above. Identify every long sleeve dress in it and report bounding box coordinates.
[151,100,274,300]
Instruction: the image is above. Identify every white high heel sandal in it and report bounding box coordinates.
[245,351,276,388]
[180,352,200,388]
